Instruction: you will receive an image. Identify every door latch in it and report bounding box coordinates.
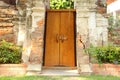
[56,34,67,43]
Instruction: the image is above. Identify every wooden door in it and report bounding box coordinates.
[44,10,75,67]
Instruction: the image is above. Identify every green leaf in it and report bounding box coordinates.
[50,0,74,9]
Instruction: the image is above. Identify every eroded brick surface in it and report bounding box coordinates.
[0,6,16,42]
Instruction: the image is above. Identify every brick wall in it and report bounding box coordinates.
[0,6,16,43]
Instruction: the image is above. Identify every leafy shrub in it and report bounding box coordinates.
[0,40,22,64]
[50,0,74,9]
[85,45,120,64]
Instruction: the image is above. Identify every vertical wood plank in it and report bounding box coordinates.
[44,11,60,66]
[60,11,75,67]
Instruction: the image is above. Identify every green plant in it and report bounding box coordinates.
[0,75,120,80]
[50,0,74,9]
[85,45,120,64]
[0,40,22,64]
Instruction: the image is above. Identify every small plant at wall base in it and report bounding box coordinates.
[85,45,120,64]
[0,40,22,64]
[50,0,74,9]
[0,40,27,76]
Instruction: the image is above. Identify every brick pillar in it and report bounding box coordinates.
[75,0,96,74]
[25,0,46,72]
[16,0,26,46]
[21,0,32,63]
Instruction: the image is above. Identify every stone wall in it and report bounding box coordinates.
[76,0,108,74]
[89,13,108,46]
[17,0,46,71]
[75,0,95,74]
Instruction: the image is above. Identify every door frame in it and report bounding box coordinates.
[43,9,76,66]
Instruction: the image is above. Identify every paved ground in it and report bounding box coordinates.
[27,67,79,76]
[41,69,79,76]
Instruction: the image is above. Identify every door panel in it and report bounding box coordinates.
[60,12,75,67]
[45,12,60,66]
[45,10,75,67]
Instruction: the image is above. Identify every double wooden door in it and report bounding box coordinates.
[44,10,75,67]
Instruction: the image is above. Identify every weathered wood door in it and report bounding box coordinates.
[44,10,75,67]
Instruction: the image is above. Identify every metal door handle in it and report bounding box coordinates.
[56,34,67,43]
[56,34,59,43]
[61,35,67,43]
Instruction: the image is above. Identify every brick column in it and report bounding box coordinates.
[75,0,96,74]
[16,0,26,45]
[25,0,46,72]
[21,0,32,63]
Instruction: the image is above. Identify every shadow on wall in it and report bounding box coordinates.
[0,0,16,5]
